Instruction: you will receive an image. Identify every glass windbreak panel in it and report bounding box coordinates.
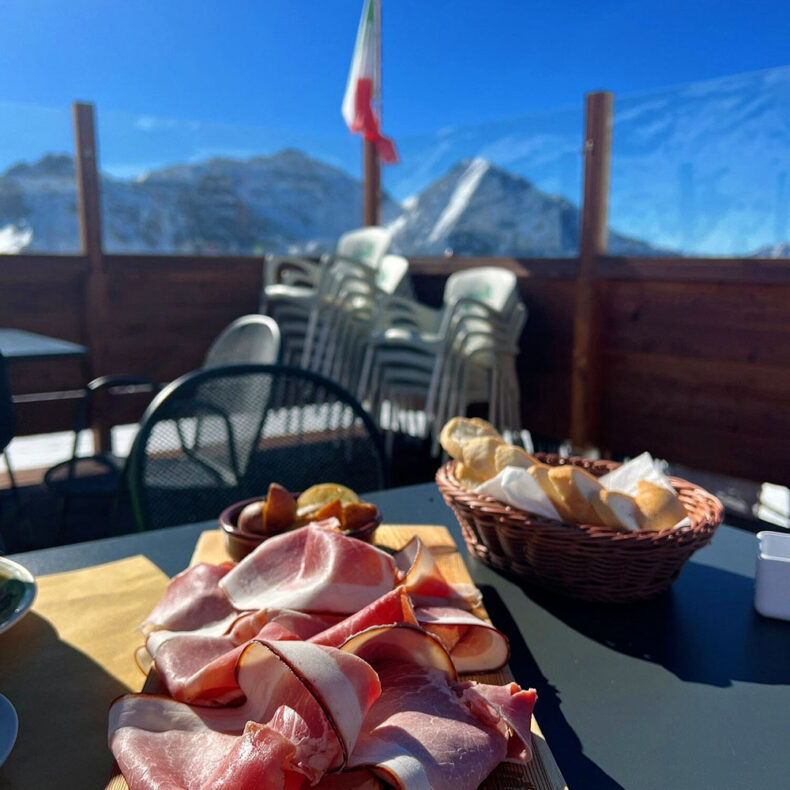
[97,110,364,256]
[0,102,78,254]
[610,66,790,257]
[384,104,584,258]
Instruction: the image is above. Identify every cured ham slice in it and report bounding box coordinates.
[201,722,299,790]
[238,640,380,765]
[220,524,397,613]
[142,562,236,635]
[394,536,482,609]
[347,662,508,790]
[339,624,535,790]
[313,769,383,789]
[340,622,457,681]
[110,641,381,789]
[458,681,538,763]
[230,609,337,643]
[152,610,346,706]
[310,588,417,648]
[109,694,274,790]
[414,605,510,673]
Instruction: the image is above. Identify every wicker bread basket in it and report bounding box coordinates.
[436,454,724,603]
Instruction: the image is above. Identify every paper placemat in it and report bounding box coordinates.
[0,556,169,789]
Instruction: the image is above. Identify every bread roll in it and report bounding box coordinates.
[547,466,602,525]
[635,480,687,531]
[494,444,539,473]
[454,461,484,490]
[553,466,627,529]
[598,490,642,531]
[461,436,503,481]
[527,464,576,523]
[440,417,502,460]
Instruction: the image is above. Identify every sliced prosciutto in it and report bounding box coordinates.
[313,768,383,789]
[116,522,538,790]
[152,591,417,707]
[458,681,538,763]
[347,662,508,790]
[415,605,510,673]
[340,624,535,790]
[152,610,345,706]
[220,524,397,613]
[394,536,482,609]
[310,587,417,648]
[109,640,381,789]
[142,562,236,635]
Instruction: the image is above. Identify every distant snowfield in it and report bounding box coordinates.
[0,224,32,254]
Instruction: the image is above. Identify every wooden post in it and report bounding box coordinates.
[73,101,112,451]
[363,139,381,226]
[570,91,613,449]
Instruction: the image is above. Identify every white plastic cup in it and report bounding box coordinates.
[755,531,790,621]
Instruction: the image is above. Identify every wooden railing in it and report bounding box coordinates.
[2,100,790,486]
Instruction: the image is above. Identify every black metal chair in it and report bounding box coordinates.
[0,352,16,482]
[126,364,388,531]
[43,375,161,539]
[0,352,18,548]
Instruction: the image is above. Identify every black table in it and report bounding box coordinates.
[9,483,790,790]
[0,328,88,363]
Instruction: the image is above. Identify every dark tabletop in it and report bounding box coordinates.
[8,483,789,790]
[0,328,88,362]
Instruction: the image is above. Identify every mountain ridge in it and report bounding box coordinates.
[0,148,781,258]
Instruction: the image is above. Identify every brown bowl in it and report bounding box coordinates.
[219,496,383,561]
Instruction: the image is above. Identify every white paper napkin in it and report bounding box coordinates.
[474,466,560,520]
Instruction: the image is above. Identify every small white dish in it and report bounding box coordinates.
[0,694,18,767]
[0,556,37,635]
[755,531,790,620]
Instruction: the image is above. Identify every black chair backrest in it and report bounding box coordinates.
[0,352,16,454]
[127,364,388,531]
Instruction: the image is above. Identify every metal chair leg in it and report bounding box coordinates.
[2,451,20,505]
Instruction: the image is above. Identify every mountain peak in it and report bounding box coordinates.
[5,153,74,179]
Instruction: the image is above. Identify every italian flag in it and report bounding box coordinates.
[342,0,398,164]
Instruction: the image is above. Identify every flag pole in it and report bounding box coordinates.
[362,0,381,226]
[363,140,380,226]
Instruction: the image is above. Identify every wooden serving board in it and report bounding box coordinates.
[108,525,568,790]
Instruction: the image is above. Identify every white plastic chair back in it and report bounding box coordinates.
[443,267,517,313]
[203,315,281,368]
[335,226,392,267]
[375,255,409,295]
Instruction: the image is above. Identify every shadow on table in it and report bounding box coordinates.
[0,611,128,788]
[514,560,790,688]
[481,585,626,790]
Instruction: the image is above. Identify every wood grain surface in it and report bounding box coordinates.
[107,525,568,790]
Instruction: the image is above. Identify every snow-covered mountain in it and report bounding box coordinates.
[0,150,401,255]
[0,150,666,257]
[750,242,790,258]
[389,157,666,257]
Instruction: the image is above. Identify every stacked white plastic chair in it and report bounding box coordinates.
[262,226,393,366]
[302,253,410,392]
[357,266,526,454]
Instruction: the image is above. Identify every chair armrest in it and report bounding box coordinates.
[73,375,161,450]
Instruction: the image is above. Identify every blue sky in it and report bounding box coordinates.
[1,0,788,137]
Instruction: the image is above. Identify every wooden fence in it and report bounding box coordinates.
[2,101,790,486]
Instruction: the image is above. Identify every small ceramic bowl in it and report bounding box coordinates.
[219,496,382,561]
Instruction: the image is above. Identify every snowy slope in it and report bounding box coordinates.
[0,150,401,255]
[389,157,665,257]
[0,149,740,259]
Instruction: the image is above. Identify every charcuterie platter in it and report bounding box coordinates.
[106,524,567,790]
